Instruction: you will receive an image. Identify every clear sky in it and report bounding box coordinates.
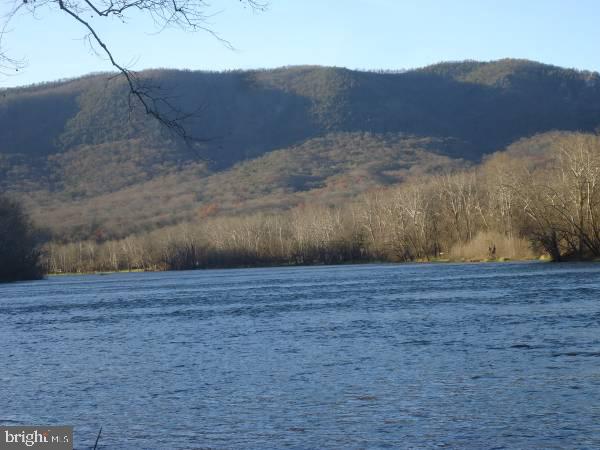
[1,0,599,87]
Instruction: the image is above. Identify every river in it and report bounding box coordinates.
[2,262,600,448]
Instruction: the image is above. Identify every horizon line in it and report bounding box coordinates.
[2,57,598,91]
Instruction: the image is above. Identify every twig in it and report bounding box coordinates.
[93,426,102,450]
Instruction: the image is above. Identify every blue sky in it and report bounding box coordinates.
[1,0,599,87]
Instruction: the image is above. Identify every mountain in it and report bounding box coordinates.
[1,59,600,239]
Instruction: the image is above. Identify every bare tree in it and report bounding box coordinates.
[1,0,265,137]
[435,172,481,243]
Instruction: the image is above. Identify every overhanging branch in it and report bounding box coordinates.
[1,0,267,140]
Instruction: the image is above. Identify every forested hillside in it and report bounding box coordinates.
[45,132,600,272]
[2,59,600,240]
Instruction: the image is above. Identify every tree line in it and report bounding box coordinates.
[5,131,600,279]
[42,133,600,274]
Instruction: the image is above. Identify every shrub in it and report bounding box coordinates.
[449,232,534,262]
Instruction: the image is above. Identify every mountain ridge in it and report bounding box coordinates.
[2,59,600,239]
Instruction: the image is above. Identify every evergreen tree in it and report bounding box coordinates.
[0,196,44,282]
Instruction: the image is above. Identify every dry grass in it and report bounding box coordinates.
[449,231,535,261]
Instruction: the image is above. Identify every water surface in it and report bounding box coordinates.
[2,262,600,449]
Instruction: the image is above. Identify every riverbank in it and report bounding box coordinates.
[46,255,550,278]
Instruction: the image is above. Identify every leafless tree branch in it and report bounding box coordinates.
[1,0,267,139]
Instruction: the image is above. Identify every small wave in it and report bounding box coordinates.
[510,343,536,349]
[552,351,600,357]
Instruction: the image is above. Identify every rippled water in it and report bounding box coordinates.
[2,262,600,449]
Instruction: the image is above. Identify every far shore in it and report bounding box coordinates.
[45,255,559,278]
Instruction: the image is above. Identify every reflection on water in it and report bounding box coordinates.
[2,262,600,448]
